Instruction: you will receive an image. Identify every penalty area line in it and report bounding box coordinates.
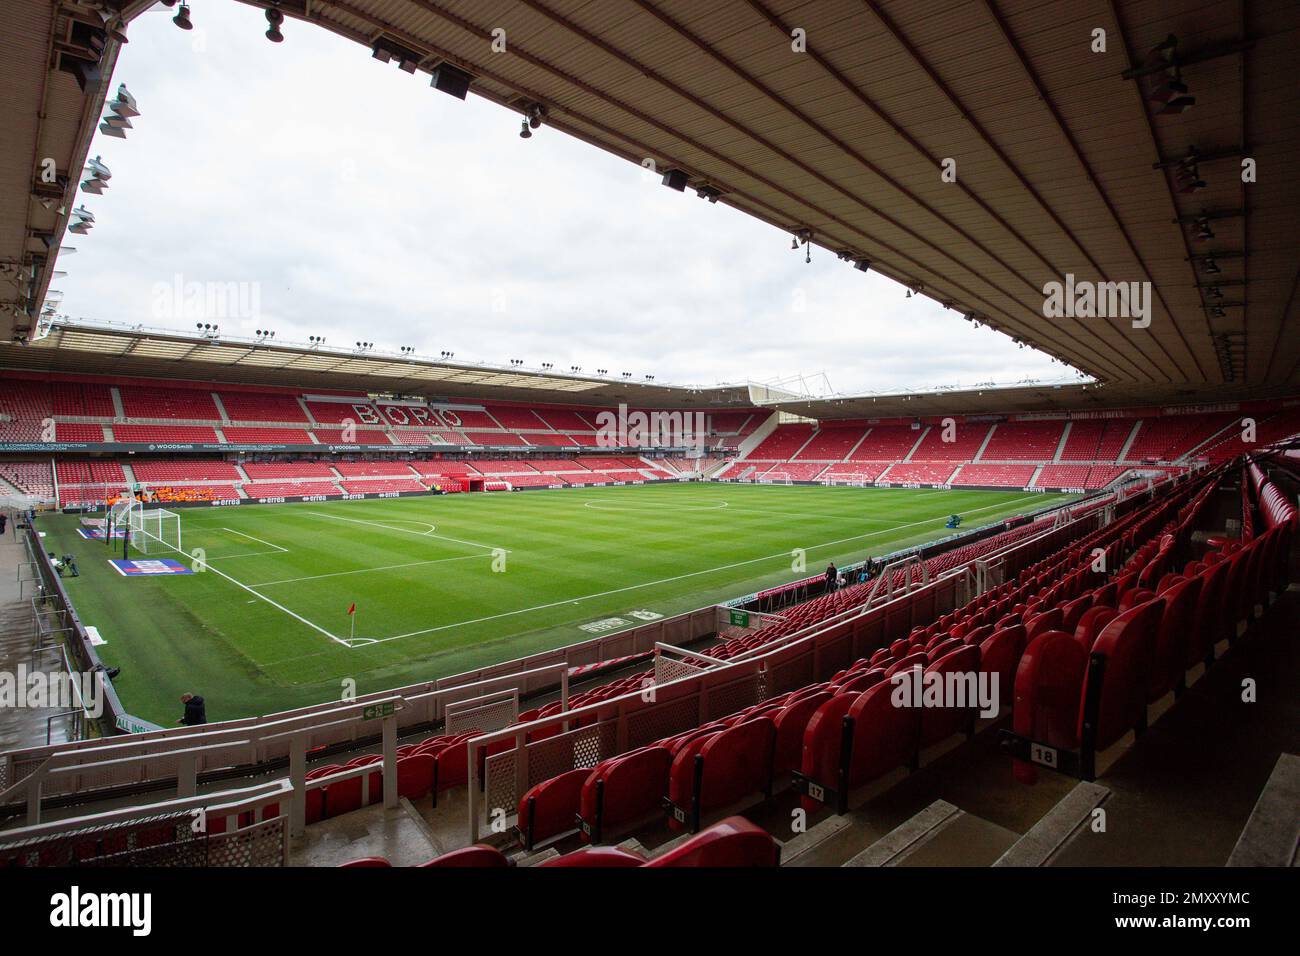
[305,510,508,554]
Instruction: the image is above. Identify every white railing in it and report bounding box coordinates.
[1,604,731,798]
[0,778,293,865]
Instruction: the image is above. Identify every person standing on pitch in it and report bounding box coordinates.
[0,512,7,536]
[177,692,207,726]
[825,561,838,592]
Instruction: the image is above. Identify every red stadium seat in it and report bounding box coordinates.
[516,767,592,850]
[644,816,780,867]
[417,846,509,868]
[666,716,776,831]
[578,746,672,842]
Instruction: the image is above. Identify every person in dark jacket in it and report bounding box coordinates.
[824,562,838,592]
[0,512,8,535]
[178,692,207,726]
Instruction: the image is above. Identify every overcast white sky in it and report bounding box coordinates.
[55,1,1072,396]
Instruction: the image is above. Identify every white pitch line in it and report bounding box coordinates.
[304,510,508,553]
[221,527,289,553]
[162,548,347,646]
[250,552,487,587]
[353,492,1050,647]
[207,548,289,560]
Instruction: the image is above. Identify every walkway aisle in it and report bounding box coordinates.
[0,514,77,758]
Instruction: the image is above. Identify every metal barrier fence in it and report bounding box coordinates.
[0,778,291,866]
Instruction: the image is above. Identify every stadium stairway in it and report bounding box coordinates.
[0,517,79,755]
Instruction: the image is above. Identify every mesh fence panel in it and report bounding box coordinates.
[625,694,699,750]
[0,807,286,868]
[446,695,517,736]
[654,656,704,685]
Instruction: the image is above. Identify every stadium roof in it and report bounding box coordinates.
[5,318,1297,419]
[3,0,1298,396]
[1,318,754,406]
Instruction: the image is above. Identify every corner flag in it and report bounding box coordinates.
[347,602,356,640]
[346,602,356,616]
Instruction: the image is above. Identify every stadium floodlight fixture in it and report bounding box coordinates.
[80,155,111,195]
[102,112,133,132]
[255,329,275,342]
[1192,217,1214,241]
[510,358,523,366]
[108,85,139,119]
[541,362,553,370]
[1144,33,1179,67]
[661,168,688,192]
[1202,257,1221,275]
[173,3,193,30]
[265,6,285,43]
[519,119,531,139]
[371,37,421,73]
[570,365,581,373]
[440,350,455,359]
[695,185,721,203]
[621,372,632,378]
[98,122,126,140]
[97,10,129,44]
[68,206,95,235]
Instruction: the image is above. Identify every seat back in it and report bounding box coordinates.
[579,746,672,837]
[1074,604,1118,651]
[772,691,834,774]
[798,693,860,814]
[643,816,779,867]
[1011,630,1089,783]
[679,716,776,820]
[918,644,981,748]
[1150,575,1201,700]
[845,680,919,790]
[517,767,592,849]
[418,845,509,868]
[1085,599,1163,750]
[979,624,1027,706]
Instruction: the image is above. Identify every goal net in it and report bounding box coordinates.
[128,506,183,555]
[761,472,793,485]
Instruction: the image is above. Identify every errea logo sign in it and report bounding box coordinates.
[50,886,151,936]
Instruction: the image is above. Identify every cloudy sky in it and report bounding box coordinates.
[55,0,1071,396]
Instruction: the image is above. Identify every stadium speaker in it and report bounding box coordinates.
[854,258,871,272]
[58,53,102,93]
[661,168,689,192]
[430,63,473,100]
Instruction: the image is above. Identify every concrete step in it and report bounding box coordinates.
[843,799,1018,867]
[994,781,1109,866]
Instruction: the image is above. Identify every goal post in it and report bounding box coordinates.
[128,506,183,555]
[761,471,793,485]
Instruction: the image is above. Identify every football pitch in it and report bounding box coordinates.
[39,483,1077,724]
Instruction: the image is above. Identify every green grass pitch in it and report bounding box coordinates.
[39,483,1076,725]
